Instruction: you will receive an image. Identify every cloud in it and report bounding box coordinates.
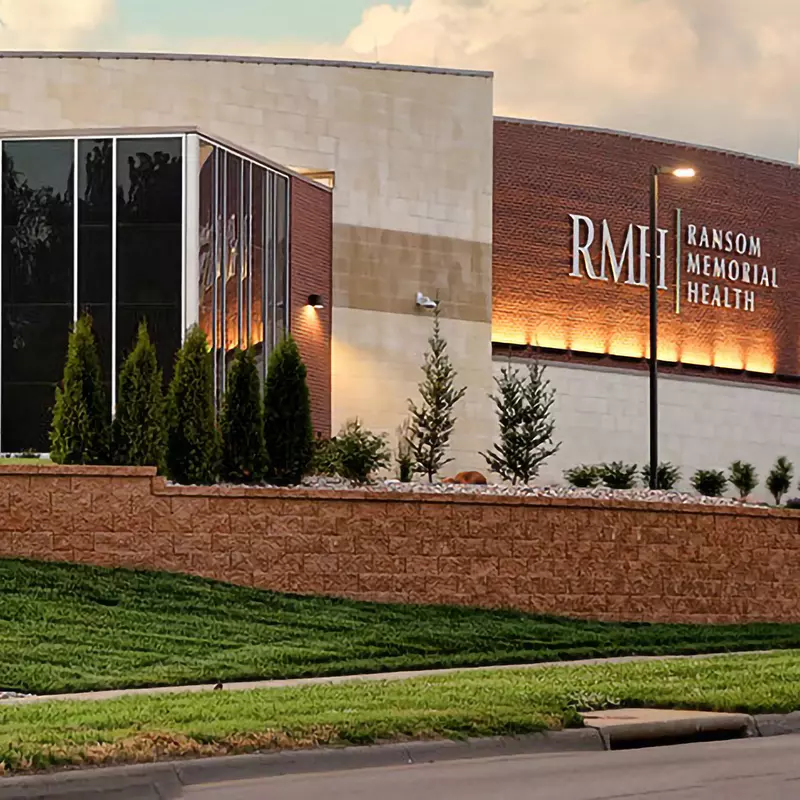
[0,0,114,49]
[334,0,800,162]
[1,0,798,162]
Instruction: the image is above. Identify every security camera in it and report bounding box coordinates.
[415,292,439,309]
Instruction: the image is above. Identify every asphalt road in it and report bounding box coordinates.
[184,736,800,799]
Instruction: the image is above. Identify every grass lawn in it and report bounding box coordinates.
[2,559,800,695]
[1,651,799,773]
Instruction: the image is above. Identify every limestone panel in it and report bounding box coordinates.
[0,55,493,243]
[333,223,491,322]
[332,307,493,475]
[494,357,800,501]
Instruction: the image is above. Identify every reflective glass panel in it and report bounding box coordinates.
[2,139,74,452]
[115,137,183,389]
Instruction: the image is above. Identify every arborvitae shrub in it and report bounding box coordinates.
[166,326,219,485]
[50,314,110,465]
[219,349,267,484]
[264,335,314,486]
[112,321,166,469]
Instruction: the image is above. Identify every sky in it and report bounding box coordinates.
[1,0,799,163]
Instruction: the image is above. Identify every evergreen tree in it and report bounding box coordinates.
[112,321,166,469]
[767,456,793,505]
[220,349,267,484]
[729,460,758,500]
[166,325,219,485]
[481,359,560,484]
[50,314,110,464]
[408,305,466,481]
[264,335,314,486]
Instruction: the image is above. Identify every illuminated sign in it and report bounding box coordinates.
[568,212,779,314]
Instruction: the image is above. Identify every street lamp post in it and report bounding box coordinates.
[648,165,696,491]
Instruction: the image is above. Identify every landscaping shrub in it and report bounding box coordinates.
[166,325,219,485]
[691,469,728,497]
[729,460,758,500]
[311,435,339,477]
[50,314,110,465]
[112,321,166,469]
[597,462,638,490]
[767,456,794,505]
[785,497,800,510]
[264,335,314,486]
[395,418,414,483]
[482,359,561,484]
[564,465,601,488]
[219,349,267,484]
[641,462,681,490]
[408,304,466,481]
[332,419,391,484]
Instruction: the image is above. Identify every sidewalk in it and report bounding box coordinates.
[0,649,778,706]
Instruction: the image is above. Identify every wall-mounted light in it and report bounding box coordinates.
[307,294,324,309]
[415,292,438,310]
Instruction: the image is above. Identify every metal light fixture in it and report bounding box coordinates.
[648,164,696,489]
[307,294,324,309]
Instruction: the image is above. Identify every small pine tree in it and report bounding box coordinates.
[112,321,166,469]
[481,360,560,484]
[408,305,466,481]
[729,460,758,500]
[767,456,793,505]
[264,335,314,486]
[220,349,267,484]
[166,326,219,485]
[50,314,110,465]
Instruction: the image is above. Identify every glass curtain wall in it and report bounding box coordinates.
[197,139,290,406]
[1,135,184,453]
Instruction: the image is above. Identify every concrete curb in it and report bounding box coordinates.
[1,714,799,798]
[0,730,604,798]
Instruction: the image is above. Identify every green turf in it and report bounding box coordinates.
[1,558,799,695]
[2,651,799,773]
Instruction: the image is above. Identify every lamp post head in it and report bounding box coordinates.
[655,165,696,179]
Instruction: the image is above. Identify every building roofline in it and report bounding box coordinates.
[0,50,493,79]
[495,115,799,172]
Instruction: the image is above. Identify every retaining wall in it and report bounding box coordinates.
[0,465,798,624]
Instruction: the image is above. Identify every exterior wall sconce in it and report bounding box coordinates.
[307,294,324,309]
[415,292,438,309]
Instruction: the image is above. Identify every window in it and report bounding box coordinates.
[2,140,74,452]
[115,137,183,392]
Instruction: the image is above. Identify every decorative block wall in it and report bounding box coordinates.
[0,465,798,624]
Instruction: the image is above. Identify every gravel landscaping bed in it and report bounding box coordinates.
[164,476,767,506]
[238,476,758,506]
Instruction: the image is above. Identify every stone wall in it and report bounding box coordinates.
[1,466,798,624]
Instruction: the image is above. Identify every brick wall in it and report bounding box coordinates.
[493,119,800,380]
[2,465,799,624]
[290,176,333,437]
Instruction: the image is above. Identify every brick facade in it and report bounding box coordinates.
[493,119,800,380]
[2,465,799,624]
[289,176,333,437]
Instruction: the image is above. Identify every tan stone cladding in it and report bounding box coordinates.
[2,465,799,624]
[333,224,492,323]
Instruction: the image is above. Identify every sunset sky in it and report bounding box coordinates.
[2,0,798,162]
